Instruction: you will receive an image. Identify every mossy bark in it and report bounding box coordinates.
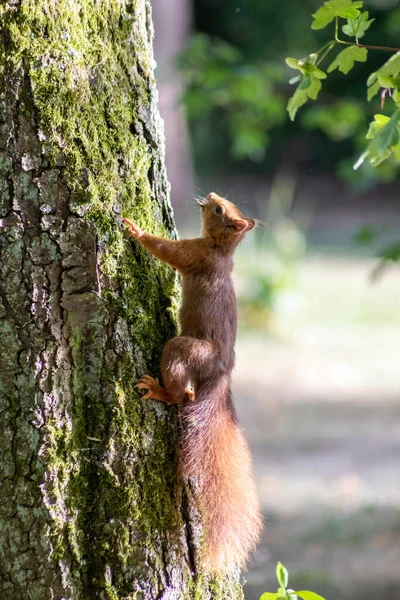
[0,1,244,599]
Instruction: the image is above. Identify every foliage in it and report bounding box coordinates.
[285,0,400,169]
[179,34,285,162]
[186,0,400,270]
[259,562,326,600]
[183,0,400,184]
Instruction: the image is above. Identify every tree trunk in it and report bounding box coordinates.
[0,1,243,599]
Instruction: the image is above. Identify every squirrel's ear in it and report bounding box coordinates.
[233,219,255,232]
[206,192,218,201]
[233,219,247,232]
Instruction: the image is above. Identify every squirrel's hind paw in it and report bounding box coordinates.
[136,375,170,402]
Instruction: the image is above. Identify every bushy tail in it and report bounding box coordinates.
[180,375,262,571]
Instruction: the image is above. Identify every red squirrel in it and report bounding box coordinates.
[123,192,262,571]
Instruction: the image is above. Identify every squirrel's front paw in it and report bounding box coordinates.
[123,217,143,238]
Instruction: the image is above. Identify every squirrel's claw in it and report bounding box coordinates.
[135,376,157,400]
[123,217,143,238]
[136,375,159,388]
[136,375,156,385]
[135,375,169,402]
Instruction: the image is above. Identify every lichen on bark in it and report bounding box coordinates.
[0,1,244,598]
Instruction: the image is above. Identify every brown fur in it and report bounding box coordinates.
[124,192,262,570]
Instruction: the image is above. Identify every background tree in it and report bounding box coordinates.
[152,0,195,217]
[0,1,243,598]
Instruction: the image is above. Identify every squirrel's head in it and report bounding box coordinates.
[198,192,255,245]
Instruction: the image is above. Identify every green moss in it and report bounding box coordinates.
[104,581,120,600]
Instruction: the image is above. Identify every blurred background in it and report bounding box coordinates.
[151,0,400,598]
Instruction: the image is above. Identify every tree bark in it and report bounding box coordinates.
[0,1,244,599]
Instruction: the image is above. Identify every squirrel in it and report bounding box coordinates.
[123,192,262,571]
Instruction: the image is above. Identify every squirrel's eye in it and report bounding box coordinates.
[215,205,223,215]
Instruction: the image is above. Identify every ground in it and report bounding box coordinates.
[233,254,400,600]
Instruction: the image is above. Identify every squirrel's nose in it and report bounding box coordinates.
[207,192,218,201]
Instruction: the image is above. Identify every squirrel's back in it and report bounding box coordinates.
[180,374,262,570]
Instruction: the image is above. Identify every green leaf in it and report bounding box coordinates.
[286,57,301,69]
[307,78,322,100]
[392,142,400,160]
[328,46,367,74]
[311,5,334,30]
[374,110,400,152]
[296,592,326,600]
[377,75,400,89]
[276,562,289,589]
[342,11,374,39]
[302,64,327,79]
[286,57,327,120]
[286,58,327,80]
[354,110,400,168]
[367,80,380,101]
[331,0,363,17]
[259,594,281,600]
[287,87,308,121]
[367,51,400,100]
[368,148,392,167]
[312,0,363,30]
[287,76,322,120]
[299,76,312,90]
[365,113,390,139]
